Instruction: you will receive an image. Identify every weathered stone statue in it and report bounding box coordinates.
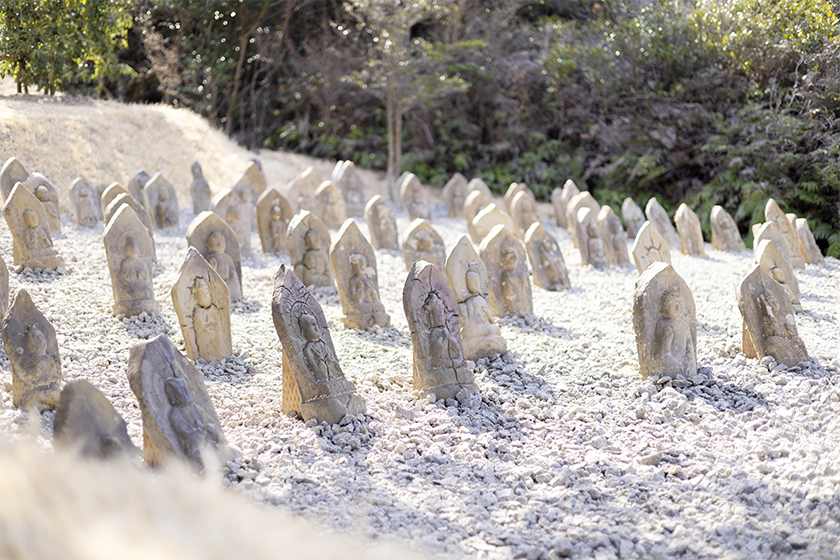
[2,289,62,412]
[598,206,630,266]
[443,173,469,218]
[633,261,696,379]
[738,264,808,367]
[756,239,801,312]
[256,187,293,254]
[400,173,431,221]
[189,161,213,214]
[510,190,539,240]
[127,334,232,469]
[100,183,130,217]
[567,191,600,247]
[287,167,321,214]
[315,181,347,229]
[472,203,516,243]
[53,380,140,459]
[104,206,159,317]
[795,218,823,265]
[480,225,533,317]
[503,182,532,215]
[364,195,399,251]
[753,221,793,269]
[765,198,805,268]
[272,265,366,424]
[674,203,705,256]
[104,193,157,264]
[467,178,493,201]
[144,173,179,230]
[70,177,101,227]
[288,210,333,288]
[0,157,29,202]
[577,207,610,268]
[234,159,267,195]
[186,211,243,301]
[404,259,480,399]
[128,169,152,208]
[4,184,64,269]
[555,179,580,230]
[631,221,671,274]
[550,187,566,229]
[525,223,570,290]
[402,218,446,271]
[172,247,232,362]
[211,188,251,256]
[332,160,366,217]
[445,236,506,359]
[710,205,746,252]
[621,197,645,239]
[645,198,681,249]
[0,254,8,318]
[464,190,491,244]
[23,174,61,234]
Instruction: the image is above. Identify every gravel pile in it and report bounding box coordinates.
[2,200,839,560]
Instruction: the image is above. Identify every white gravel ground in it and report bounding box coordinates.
[2,198,840,560]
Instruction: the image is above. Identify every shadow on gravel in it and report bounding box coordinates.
[498,313,571,339]
[348,326,411,348]
[231,299,262,314]
[669,367,767,413]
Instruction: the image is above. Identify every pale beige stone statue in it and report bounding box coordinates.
[104,205,160,317]
[464,190,491,244]
[674,203,704,256]
[400,173,431,221]
[765,198,805,269]
[190,161,212,214]
[70,177,101,227]
[631,221,671,274]
[172,247,233,362]
[211,188,251,256]
[480,225,533,317]
[288,211,334,288]
[645,198,681,249]
[104,193,157,263]
[467,178,493,201]
[621,197,645,239]
[272,265,366,424]
[128,169,152,208]
[287,167,321,214]
[144,173,179,230]
[756,239,801,312]
[364,195,399,251]
[404,260,479,399]
[503,182,533,215]
[445,236,506,360]
[330,220,390,329]
[23,173,61,235]
[0,157,29,202]
[0,254,9,318]
[753,221,793,269]
[525,223,571,290]
[2,288,62,412]
[550,187,566,229]
[4,184,64,269]
[236,159,267,195]
[576,207,610,268]
[567,191,600,247]
[557,179,581,231]
[256,187,293,254]
[232,173,259,234]
[100,183,130,217]
[510,190,540,239]
[633,261,696,379]
[315,181,347,229]
[795,218,823,265]
[710,205,746,252]
[738,264,808,367]
[186,211,243,301]
[402,218,446,271]
[443,173,469,218]
[598,206,630,266]
[331,160,366,217]
[472,203,516,243]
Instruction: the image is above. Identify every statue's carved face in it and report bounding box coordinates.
[26,325,47,355]
[165,377,192,407]
[124,237,139,258]
[300,313,321,341]
[35,186,49,201]
[23,210,39,228]
[659,291,683,319]
[501,248,517,270]
[304,230,320,250]
[195,282,212,307]
[466,270,481,294]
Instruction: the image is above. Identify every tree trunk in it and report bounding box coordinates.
[395,108,404,191]
[226,33,250,135]
[386,82,397,202]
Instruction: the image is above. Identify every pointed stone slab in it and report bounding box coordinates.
[443,172,469,218]
[400,173,431,221]
[503,182,533,215]
[272,265,366,423]
[315,181,347,229]
[738,264,808,367]
[479,225,533,317]
[404,260,479,399]
[23,173,61,235]
[100,183,130,218]
[256,187,293,254]
[464,190,491,244]
[558,179,581,232]
[510,190,539,240]
[172,248,232,362]
[633,262,696,380]
[287,167,321,214]
[70,177,101,226]
[402,218,446,272]
[104,192,156,262]
[288,210,333,288]
[576,207,610,268]
[104,206,160,317]
[128,170,152,208]
[765,198,805,268]
[621,197,645,239]
[631,221,671,274]
[186,211,243,301]
[364,195,399,251]
[551,187,566,229]
[567,191,600,248]
[710,205,746,252]
[0,254,8,318]
[332,160,366,217]
[143,173,179,230]
[467,178,493,201]
[753,221,793,269]
[4,184,64,269]
[674,203,704,256]
[190,161,212,214]
[53,380,140,459]
[446,236,506,360]
[645,198,681,249]
[0,157,28,202]
[127,334,232,469]
[211,188,251,256]
[795,218,823,265]
[525,223,570,290]
[235,160,267,195]
[472,203,515,243]
[330,219,390,329]
[2,289,62,411]
[599,206,630,266]
[756,239,801,312]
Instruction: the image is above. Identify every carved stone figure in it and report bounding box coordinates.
[753,221,793,270]
[467,178,493,201]
[23,173,61,234]
[172,247,232,362]
[128,169,152,208]
[598,206,630,266]
[53,380,140,459]
[104,206,160,317]
[401,218,446,271]
[480,225,533,317]
[69,177,101,227]
[795,218,824,265]
[286,167,321,214]
[189,161,212,214]
[765,198,805,268]
[577,207,610,268]
[446,236,506,360]
[315,181,347,229]
[232,171,260,234]
[710,205,746,252]
[472,203,516,243]
[556,179,581,231]
[104,193,156,263]
[2,289,62,412]
[256,187,293,254]
[100,183,130,217]
[332,160,366,217]
[127,334,232,469]
[144,173,179,230]
[443,173,469,218]
[329,220,390,329]
[288,210,333,288]
[404,259,480,398]
[525,223,570,290]
[645,198,681,249]
[633,262,696,379]
[503,182,533,215]
[464,190,491,244]
[756,239,801,312]
[364,195,399,251]
[567,191,600,248]
[186,211,243,301]
[510,190,539,239]
[550,187,566,229]
[0,157,29,202]
[738,264,808,367]
[674,203,705,256]
[621,197,645,239]
[4,184,64,269]
[631,221,671,274]
[0,254,8,318]
[235,159,267,195]
[272,265,366,423]
[400,173,431,221]
[211,188,251,256]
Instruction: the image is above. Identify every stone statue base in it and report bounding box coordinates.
[342,311,390,330]
[113,299,161,317]
[282,353,366,424]
[412,357,479,400]
[22,255,63,270]
[463,333,506,361]
[12,377,61,412]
